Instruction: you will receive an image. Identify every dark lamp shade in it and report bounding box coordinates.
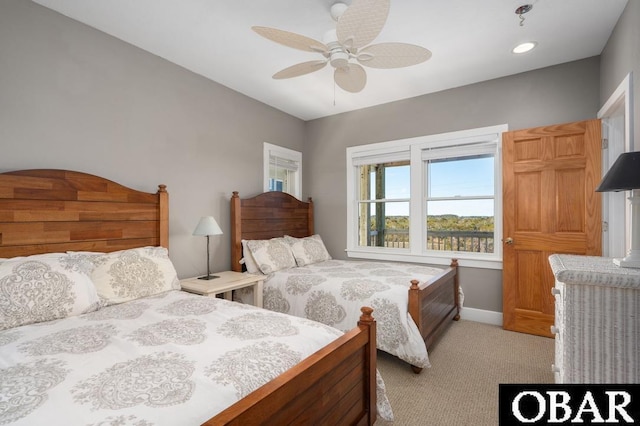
[595,151,640,192]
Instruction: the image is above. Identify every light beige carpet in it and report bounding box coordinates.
[376,319,554,425]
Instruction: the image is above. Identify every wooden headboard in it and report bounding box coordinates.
[0,169,168,258]
[231,191,313,271]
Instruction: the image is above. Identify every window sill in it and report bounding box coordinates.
[345,248,503,270]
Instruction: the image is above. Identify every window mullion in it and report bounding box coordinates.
[357,198,411,203]
[427,195,495,202]
[410,144,423,255]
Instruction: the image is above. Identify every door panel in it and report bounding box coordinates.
[515,172,541,231]
[556,169,585,232]
[503,119,601,337]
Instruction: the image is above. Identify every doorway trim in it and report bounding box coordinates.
[597,72,634,257]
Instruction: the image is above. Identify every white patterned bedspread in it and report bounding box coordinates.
[238,259,448,369]
[0,290,392,425]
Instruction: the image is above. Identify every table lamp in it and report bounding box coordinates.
[595,151,640,268]
[193,216,223,279]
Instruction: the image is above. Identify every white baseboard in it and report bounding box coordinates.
[459,307,503,326]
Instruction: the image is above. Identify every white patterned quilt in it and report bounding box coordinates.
[237,259,448,369]
[0,290,392,425]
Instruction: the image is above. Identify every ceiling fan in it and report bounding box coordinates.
[252,0,432,93]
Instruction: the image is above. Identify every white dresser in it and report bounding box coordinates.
[548,254,640,383]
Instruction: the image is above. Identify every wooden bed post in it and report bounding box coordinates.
[307,197,314,235]
[408,279,421,327]
[158,184,169,250]
[358,306,377,424]
[407,280,423,374]
[230,191,242,272]
[451,258,461,321]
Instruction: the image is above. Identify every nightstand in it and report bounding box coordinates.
[180,271,264,308]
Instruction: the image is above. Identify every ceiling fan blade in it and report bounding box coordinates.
[336,0,390,49]
[273,60,328,79]
[252,26,328,53]
[334,64,367,93]
[357,42,432,69]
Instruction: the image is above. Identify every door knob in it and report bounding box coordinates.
[504,237,514,245]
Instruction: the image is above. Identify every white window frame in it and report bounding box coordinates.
[263,142,302,199]
[346,125,507,269]
[353,154,411,251]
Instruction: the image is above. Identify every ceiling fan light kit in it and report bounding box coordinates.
[330,2,348,21]
[252,0,431,93]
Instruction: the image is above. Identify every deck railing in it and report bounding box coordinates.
[367,229,494,253]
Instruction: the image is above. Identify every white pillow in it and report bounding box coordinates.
[0,253,100,331]
[285,234,332,266]
[241,239,261,274]
[73,246,180,306]
[246,237,297,274]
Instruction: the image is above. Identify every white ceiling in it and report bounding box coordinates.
[32,0,628,121]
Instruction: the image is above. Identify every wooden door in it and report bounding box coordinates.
[502,119,602,337]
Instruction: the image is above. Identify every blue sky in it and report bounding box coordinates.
[373,156,494,216]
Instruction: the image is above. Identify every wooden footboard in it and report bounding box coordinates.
[408,259,459,367]
[205,307,377,426]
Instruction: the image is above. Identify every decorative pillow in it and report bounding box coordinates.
[285,234,332,266]
[0,253,101,331]
[246,237,297,274]
[73,246,180,306]
[241,240,261,274]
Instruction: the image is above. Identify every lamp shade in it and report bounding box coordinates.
[193,216,223,236]
[596,151,640,192]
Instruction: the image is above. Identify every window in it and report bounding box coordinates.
[263,143,301,199]
[356,161,410,249]
[346,125,505,269]
[423,145,496,255]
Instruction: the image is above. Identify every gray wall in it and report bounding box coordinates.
[600,0,640,151]
[304,57,601,313]
[0,0,306,278]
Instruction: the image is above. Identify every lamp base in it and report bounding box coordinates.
[198,275,220,280]
[613,249,640,269]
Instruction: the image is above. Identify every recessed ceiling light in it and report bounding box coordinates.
[512,42,537,54]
